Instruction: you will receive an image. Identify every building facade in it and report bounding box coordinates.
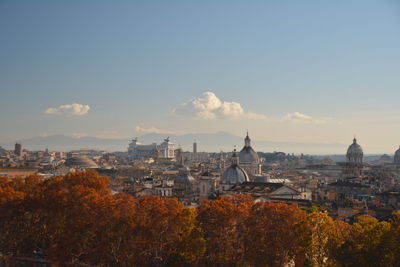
[128,137,175,160]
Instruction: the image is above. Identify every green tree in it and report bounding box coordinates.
[336,215,391,267]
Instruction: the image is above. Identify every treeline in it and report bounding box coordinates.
[1,171,400,266]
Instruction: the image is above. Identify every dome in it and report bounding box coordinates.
[239,132,259,164]
[174,166,195,184]
[239,147,259,163]
[379,154,392,164]
[394,146,400,164]
[394,146,400,157]
[221,149,249,184]
[347,138,363,155]
[221,165,249,184]
[346,138,363,164]
[65,156,98,169]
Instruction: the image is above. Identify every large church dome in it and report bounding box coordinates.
[346,138,363,164]
[394,146,400,165]
[221,149,249,184]
[239,132,259,164]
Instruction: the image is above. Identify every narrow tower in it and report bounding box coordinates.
[193,140,197,153]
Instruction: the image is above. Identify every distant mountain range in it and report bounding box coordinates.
[0,131,348,154]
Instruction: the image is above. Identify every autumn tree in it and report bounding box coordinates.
[198,195,253,266]
[377,211,400,265]
[301,212,350,266]
[123,196,205,267]
[3,170,400,267]
[243,202,307,267]
[336,214,391,267]
[0,175,49,258]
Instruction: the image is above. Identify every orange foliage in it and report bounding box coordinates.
[1,171,400,267]
[244,202,307,267]
[198,195,253,266]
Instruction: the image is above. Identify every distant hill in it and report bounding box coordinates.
[1,131,346,154]
[1,135,128,152]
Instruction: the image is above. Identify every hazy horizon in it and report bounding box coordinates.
[1,131,397,156]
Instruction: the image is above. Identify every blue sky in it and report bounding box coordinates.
[1,0,400,153]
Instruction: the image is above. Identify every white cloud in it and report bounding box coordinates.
[220,101,244,119]
[192,91,222,111]
[174,91,266,120]
[282,112,327,124]
[45,103,90,116]
[135,126,180,135]
[197,110,216,119]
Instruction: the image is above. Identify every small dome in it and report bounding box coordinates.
[174,167,195,184]
[221,149,249,184]
[221,165,249,184]
[347,138,363,155]
[346,138,363,164]
[65,156,98,169]
[394,146,400,164]
[379,154,392,163]
[395,146,400,157]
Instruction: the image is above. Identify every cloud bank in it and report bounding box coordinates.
[174,91,266,120]
[282,112,328,124]
[45,103,90,116]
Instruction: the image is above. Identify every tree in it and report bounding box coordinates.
[301,212,349,266]
[198,195,253,266]
[127,196,205,266]
[243,202,307,267]
[336,214,391,267]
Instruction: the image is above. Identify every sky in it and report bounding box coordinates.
[1,0,400,153]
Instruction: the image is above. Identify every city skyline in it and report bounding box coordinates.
[1,1,400,153]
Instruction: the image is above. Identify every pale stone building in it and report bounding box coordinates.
[128,137,175,160]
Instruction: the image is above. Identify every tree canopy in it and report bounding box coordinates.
[0,170,399,266]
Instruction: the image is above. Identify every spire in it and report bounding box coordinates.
[353,136,357,144]
[245,132,251,147]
